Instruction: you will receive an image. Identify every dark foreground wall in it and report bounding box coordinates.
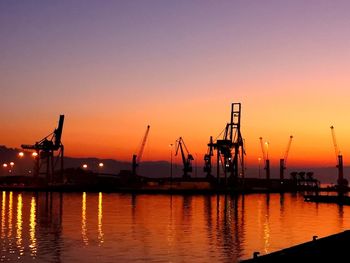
[241,230,350,262]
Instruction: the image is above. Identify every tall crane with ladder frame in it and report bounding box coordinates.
[213,103,245,184]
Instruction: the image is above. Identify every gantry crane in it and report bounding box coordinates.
[213,103,245,184]
[259,137,270,180]
[330,126,347,189]
[203,136,214,178]
[175,137,194,178]
[21,115,65,183]
[132,125,150,176]
[279,136,293,180]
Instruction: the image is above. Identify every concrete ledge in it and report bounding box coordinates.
[241,230,350,262]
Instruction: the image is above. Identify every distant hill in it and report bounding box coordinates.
[0,145,184,178]
[0,145,345,183]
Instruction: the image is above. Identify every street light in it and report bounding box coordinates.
[32,152,38,158]
[98,162,104,175]
[18,152,24,158]
[82,164,88,169]
[9,162,14,174]
[258,157,261,178]
[169,144,173,182]
[265,141,269,160]
[2,163,8,176]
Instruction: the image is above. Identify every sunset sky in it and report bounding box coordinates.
[2,1,350,168]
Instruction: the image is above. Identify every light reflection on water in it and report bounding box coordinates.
[29,196,37,257]
[0,192,349,262]
[16,194,23,257]
[81,192,88,246]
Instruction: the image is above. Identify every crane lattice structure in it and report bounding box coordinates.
[21,115,65,184]
[175,137,194,178]
[132,125,150,176]
[279,136,293,180]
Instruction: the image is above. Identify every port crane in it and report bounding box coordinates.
[279,136,293,180]
[330,126,347,189]
[21,115,65,183]
[213,103,245,183]
[132,125,150,176]
[203,136,214,178]
[175,137,194,178]
[259,137,270,180]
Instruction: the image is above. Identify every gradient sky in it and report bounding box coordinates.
[2,0,350,168]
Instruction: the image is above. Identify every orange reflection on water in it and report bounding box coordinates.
[82,192,88,245]
[98,192,104,245]
[29,197,37,257]
[1,191,6,240]
[16,194,23,256]
[8,192,13,239]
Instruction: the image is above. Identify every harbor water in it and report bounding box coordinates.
[0,191,349,262]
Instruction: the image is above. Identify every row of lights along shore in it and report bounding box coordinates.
[82,163,104,169]
[2,151,105,175]
[2,151,38,174]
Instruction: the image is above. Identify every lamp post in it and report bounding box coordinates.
[265,141,269,160]
[98,162,104,175]
[9,162,14,174]
[18,152,24,175]
[2,163,8,176]
[258,157,261,178]
[169,144,173,183]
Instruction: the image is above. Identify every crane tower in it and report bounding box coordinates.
[21,115,65,184]
[330,126,347,190]
[175,137,194,178]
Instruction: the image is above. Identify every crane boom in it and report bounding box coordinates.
[284,135,293,164]
[259,137,266,161]
[175,137,194,178]
[136,125,150,164]
[175,137,187,166]
[330,126,340,159]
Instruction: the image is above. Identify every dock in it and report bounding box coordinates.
[241,230,350,262]
[304,194,350,205]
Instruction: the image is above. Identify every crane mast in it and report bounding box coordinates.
[132,125,150,176]
[175,137,194,178]
[21,115,65,183]
[330,126,347,190]
[204,136,214,178]
[280,135,293,180]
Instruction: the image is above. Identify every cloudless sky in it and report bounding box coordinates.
[2,0,350,169]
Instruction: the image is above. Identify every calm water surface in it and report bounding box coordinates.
[0,191,349,262]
